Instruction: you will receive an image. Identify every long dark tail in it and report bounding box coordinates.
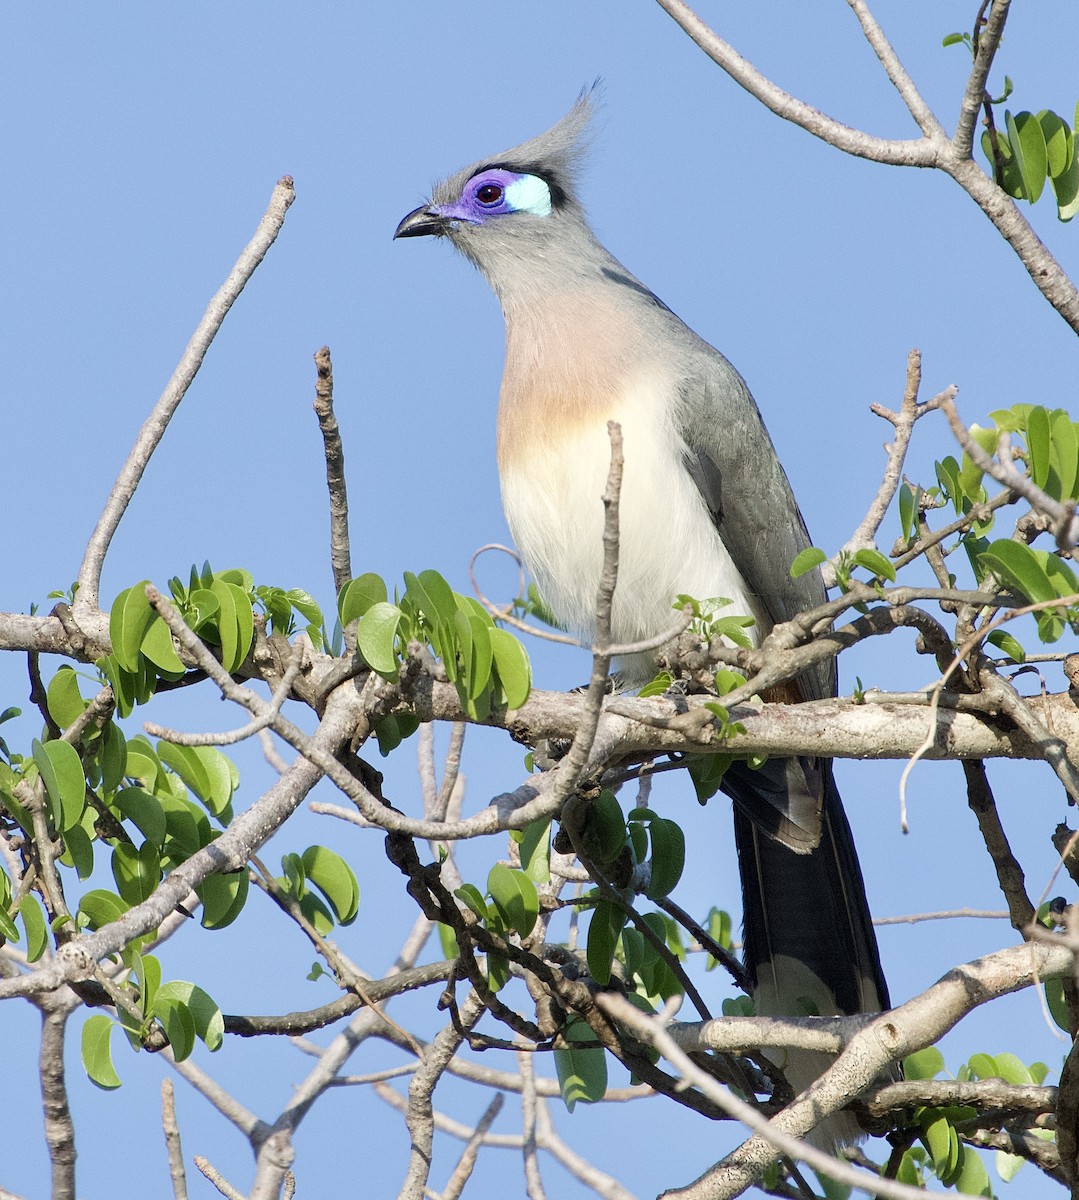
[729,758,889,1019]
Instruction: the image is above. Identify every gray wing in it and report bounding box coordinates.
[674,339,836,704]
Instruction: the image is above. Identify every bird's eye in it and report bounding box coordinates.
[476,183,504,205]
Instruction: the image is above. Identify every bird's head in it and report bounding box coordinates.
[394,90,597,281]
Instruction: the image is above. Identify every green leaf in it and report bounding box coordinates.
[996,1150,1025,1183]
[338,573,388,627]
[554,1015,607,1111]
[140,617,185,675]
[1052,141,1079,221]
[302,845,360,925]
[208,579,254,674]
[454,883,489,923]
[110,786,168,848]
[78,889,130,930]
[152,981,223,1052]
[32,738,86,831]
[158,743,234,819]
[967,1052,998,1080]
[991,1051,1033,1086]
[111,842,162,905]
[489,627,531,708]
[935,456,962,511]
[1007,110,1048,203]
[628,812,685,900]
[581,790,626,865]
[109,582,156,673]
[1027,406,1051,489]
[514,818,551,884]
[453,603,493,700]
[814,1170,852,1200]
[1044,977,1071,1032]
[1038,109,1073,179]
[46,667,89,729]
[1050,409,1079,499]
[356,602,404,677]
[18,894,48,962]
[954,1143,991,1196]
[903,1046,945,1080]
[81,1014,123,1089]
[61,822,95,880]
[153,995,197,1061]
[487,863,538,940]
[100,722,128,794]
[197,871,250,930]
[485,948,510,992]
[979,539,1058,604]
[851,548,896,582]
[898,483,916,542]
[586,899,627,986]
[986,630,1025,664]
[790,547,826,578]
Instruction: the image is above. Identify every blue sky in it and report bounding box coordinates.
[2,4,1078,1197]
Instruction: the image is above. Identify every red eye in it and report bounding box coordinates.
[476,183,503,205]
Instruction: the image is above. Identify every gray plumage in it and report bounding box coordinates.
[396,93,889,1144]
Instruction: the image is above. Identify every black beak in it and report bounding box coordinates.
[394,206,449,239]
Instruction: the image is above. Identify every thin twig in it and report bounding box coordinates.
[73,177,296,614]
[312,346,352,594]
[161,1078,189,1200]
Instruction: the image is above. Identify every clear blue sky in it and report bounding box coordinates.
[2,3,1078,1197]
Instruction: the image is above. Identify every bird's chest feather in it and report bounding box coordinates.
[497,352,764,664]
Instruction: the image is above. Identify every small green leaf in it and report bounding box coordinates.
[986,630,1025,664]
[140,617,185,675]
[153,995,197,1061]
[111,842,162,905]
[46,668,89,729]
[586,899,627,986]
[979,539,1058,604]
[1044,977,1071,1032]
[954,1142,991,1195]
[208,579,254,674]
[851,547,896,582]
[1052,142,1079,221]
[489,627,531,708]
[991,1051,1033,1086]
[301,845,360,925]
[197,871,250,930]
[996,1149,1025,1183]
[99,722,128,793]
[485,948,510,992]
[580,791,626,865]
[61,822,96,880]
[1037,109,1072,179]
[967,1052,998,1080]
[487,863,538,940]
[903,1046,945,1080]
[356,602,404,677]
[338,573,388,627]
[514,818,551,884]
[898,483,916,542]
[1027,406,1052,488]
[82,1014,123,1089]
[630,813,685,900]
[152,981,223,1053]
[32,738,86,831]
[554,1015,607,1111]
[110,787,168,848]
[109,582,156,673]
[1007,110,1048,203]
[158,743,234,819]
[78,889,130,930]
[790,547,826,578]
[455,883,489,923]
[18,894,48,961]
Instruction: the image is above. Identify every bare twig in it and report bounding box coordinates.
[440,1093,504,1200]
[161,1078,188,1200]
[193,1157,245,1200]
[74,177,296,614]
[312,345,352,594]
[962,758,1036,930]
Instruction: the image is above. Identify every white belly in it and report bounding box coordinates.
[499,379,766,680]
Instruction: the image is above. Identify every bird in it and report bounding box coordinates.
[395,93,890,1142]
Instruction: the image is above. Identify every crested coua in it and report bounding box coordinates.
[396,95,889,1142]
